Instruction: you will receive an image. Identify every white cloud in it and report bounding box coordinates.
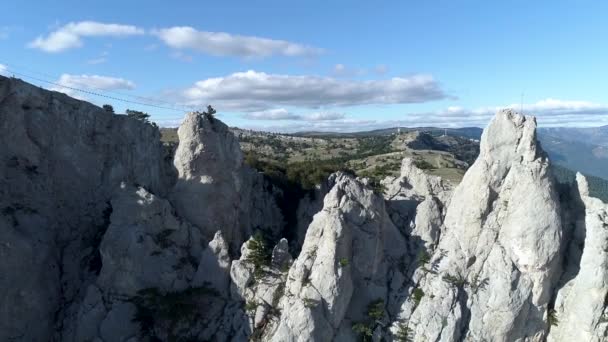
[50,74,136,99]
[244,108,301,120]
[332,63,365,77]
[243,109,346,121]
[239,98,608,132]
[54,74,136,90]
[0,64,7,76]
[177,70,447,111]
[153,26,324,58]
[305,112,346,121]
[29,21,144,53]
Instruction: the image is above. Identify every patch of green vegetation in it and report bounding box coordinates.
[367,299,385,321]
[245,300,258,313]
[272,283,285,309]
[130,286,219,341]
[126,109,150,123]
[413,159,435,170]
[302,297,319,308]
[352,322,374,341]
[394,321,414,342]
[412,287,425,308]
[352,299,385,341]
[470,275,490,294]
[245,232,272,280]
[552,164,608,202]
[339,257,349,267]
[442,273,468,287]
[417,249,431,268]
[548,308,559,327]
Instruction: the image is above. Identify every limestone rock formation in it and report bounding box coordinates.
[547,174,608,341]
[0,76,172,342]
[0,76,282,341]
[3,75,608,342]
[265,172,408,341]
[171,112,283,251]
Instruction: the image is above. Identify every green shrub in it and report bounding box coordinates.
[367,299,385,321]
[548,308,559,327]
[394,321,413,342]
[412,288,424,307]
[339,258,349,267]
[352,322,373,341]
[442,273,468,287]
[245,232,271,280]
[413,159,435,170]
[245,300,258,313]
[302,297,318,308]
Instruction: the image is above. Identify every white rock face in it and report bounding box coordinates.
[398,110,563,342]
[266,172,407,341]
[547,174,608,342]
[0,76,172,342]
[383,158,452,253]
[171,112,283,250]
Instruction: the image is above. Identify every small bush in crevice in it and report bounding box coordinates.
[352,299,385,341]
[339,258,349,267]
[352,322,373,341]
[394,321,414,342]
[548,308,559,327]
[412,287,424,308]
[245,231,272,280]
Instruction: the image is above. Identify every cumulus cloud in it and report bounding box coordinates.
[50,74,136,99]
[0,64,7,76]
[29,21,144,52]
[54,74,136,90]
[397,99,608,128]
[153,26,324,58]
[239,98,608,132]
[243,109,346,121]
[332,63,365,77]
[244,108,301,120]
[177,70,447,111]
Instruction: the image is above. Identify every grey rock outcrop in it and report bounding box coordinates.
[265,172,408,341]
[547,174,608,341]
[0,76,173,342]
[391,110,564,342]
[171,112,283,251]
[382,158,452,257]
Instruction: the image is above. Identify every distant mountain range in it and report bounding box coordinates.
[295,125,608,181]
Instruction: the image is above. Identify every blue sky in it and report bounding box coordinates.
[2,0,608,131]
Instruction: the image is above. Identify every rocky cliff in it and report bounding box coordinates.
[1,75,607,342]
